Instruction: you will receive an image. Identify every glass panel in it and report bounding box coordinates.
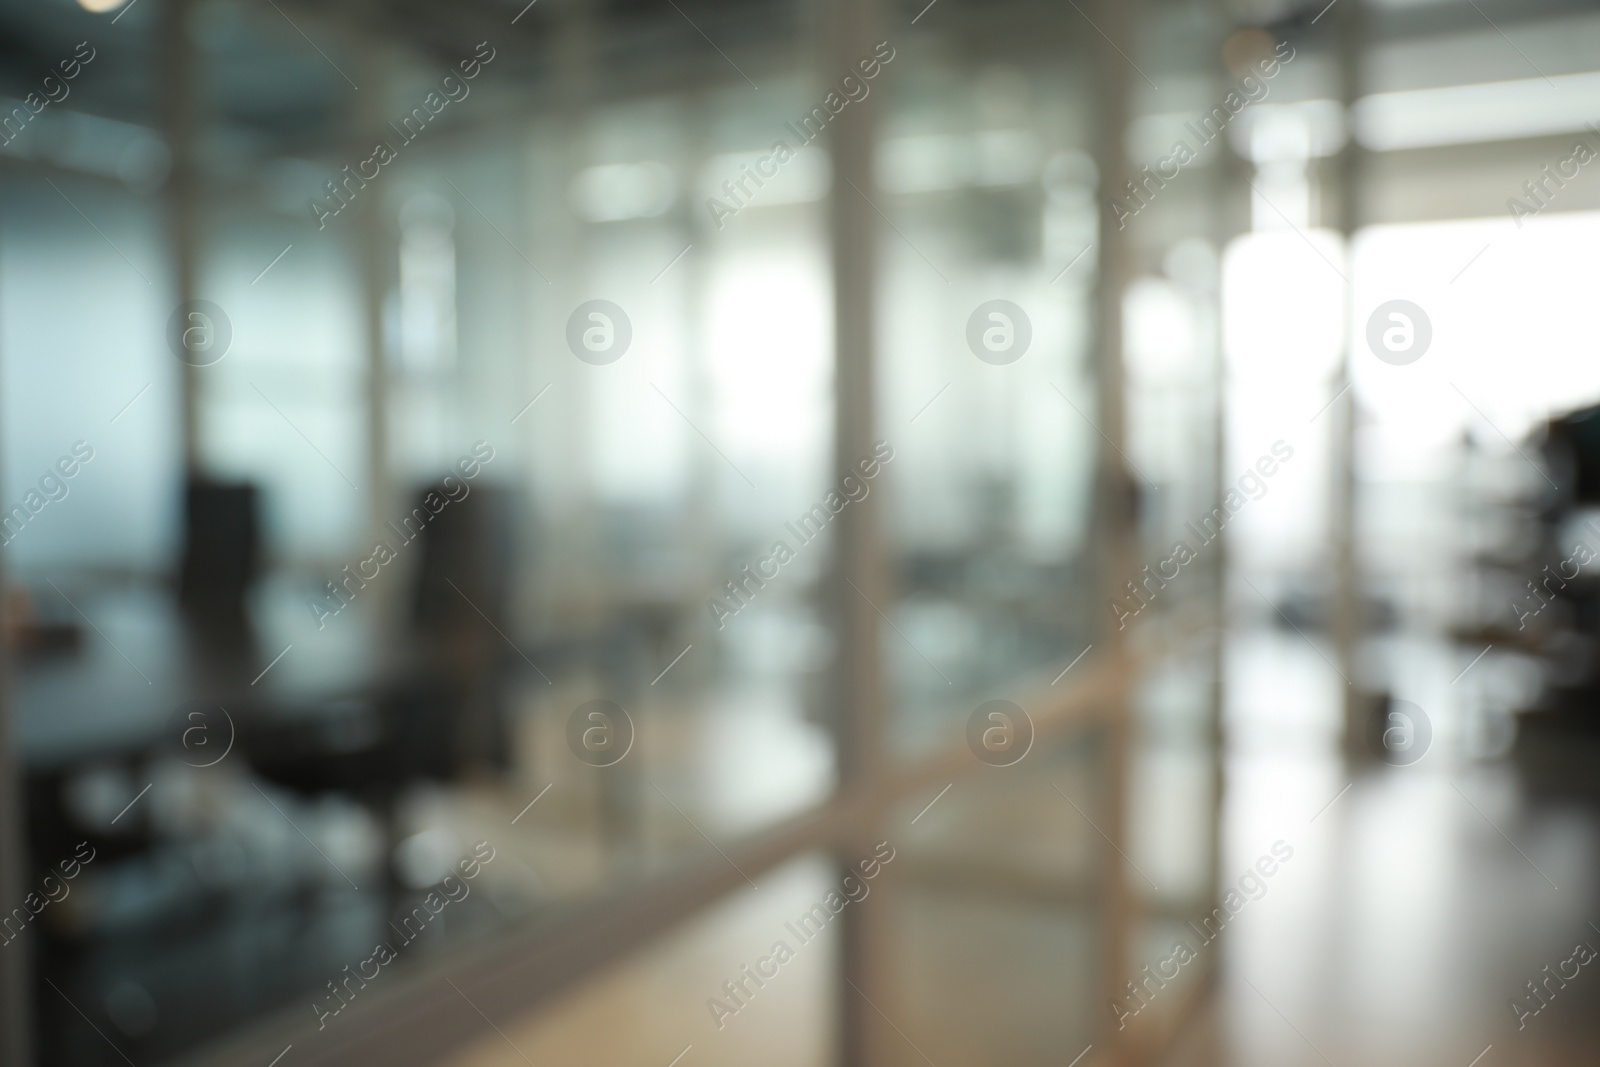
[1120,0,1232,1044]
[876,34,1104,759]
[888,733,1104,1066]
[3,12,841,1064]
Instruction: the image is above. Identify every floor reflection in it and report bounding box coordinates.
[1164,628,1600,1067]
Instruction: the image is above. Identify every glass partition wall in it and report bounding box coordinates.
[0,1,1233,1066]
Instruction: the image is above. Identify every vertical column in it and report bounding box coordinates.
[824,0,890,1063]
[160,0,202,475]
[352,29,395,595]
[1090,0,1138,1062]
[512,114,541,634]
[548,0,599,633]
[1203,66,1252,1007]
[681,94,718,626]
[827,0,885,800]
[0,577,24,1067]
[1330,3,1367,757]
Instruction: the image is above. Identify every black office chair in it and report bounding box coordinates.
[409,482,515,636]
[177,479,261,657]
[177,481,259,620]
[407,481,518,772]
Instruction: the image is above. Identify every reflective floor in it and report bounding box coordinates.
[439,856,836,1067]
[1161,629,1600,1067]
[1163,756,1600,1067]
[428,625,1600,1067]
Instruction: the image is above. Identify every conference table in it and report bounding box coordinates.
[13,576,508,1067]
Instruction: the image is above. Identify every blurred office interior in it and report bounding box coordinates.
[4,0,1600,1064]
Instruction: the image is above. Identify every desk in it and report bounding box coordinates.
[14,576,514,1067]
[17,577,401,772]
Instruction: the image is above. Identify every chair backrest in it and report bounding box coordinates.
[1547,403,1600,507]
[178,479,261,623]
[408,481,513,634]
